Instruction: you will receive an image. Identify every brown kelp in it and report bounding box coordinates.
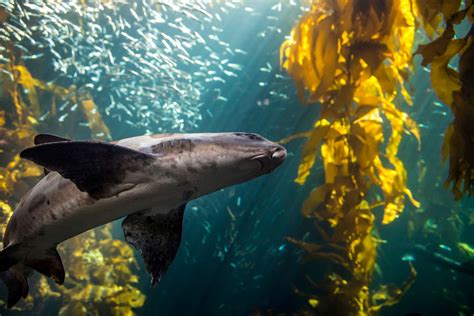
[280,0,420,314]
[414,0,474,199]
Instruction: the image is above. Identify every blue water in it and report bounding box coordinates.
[1,1,473,315]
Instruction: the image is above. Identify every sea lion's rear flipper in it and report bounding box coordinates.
[25,247,65,285]
[20,140,155,199]
[122,204,186,286]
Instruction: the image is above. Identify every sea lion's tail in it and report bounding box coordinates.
[0,266,29,308]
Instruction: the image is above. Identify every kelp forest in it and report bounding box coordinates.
[280,0,473,315]
[0,0,473,315]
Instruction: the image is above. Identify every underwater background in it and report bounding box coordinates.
[0,0,473,315]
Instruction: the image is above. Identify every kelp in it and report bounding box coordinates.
[281,0,420,314]
[0,33,141,316]
[458,242,474,258]
[368,263,417,314]
[2,64,112,141]
[58,228,145,315]
[414,0,474,199]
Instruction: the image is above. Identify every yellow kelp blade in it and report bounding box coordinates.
[295,119,330,185]
[81,98,112,141]
[301,184,332,217]
[281,9,340,103]
[430,38,467,106]
[13,65,41,118]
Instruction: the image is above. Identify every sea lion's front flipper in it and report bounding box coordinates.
[25,247,65,284]
[20,140,155,199]
[122,204,186,286]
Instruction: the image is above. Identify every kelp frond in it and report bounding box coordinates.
[414,0,474,199]
[281,0,420,314]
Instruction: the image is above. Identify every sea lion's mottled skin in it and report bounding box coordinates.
[3,132,286,271]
